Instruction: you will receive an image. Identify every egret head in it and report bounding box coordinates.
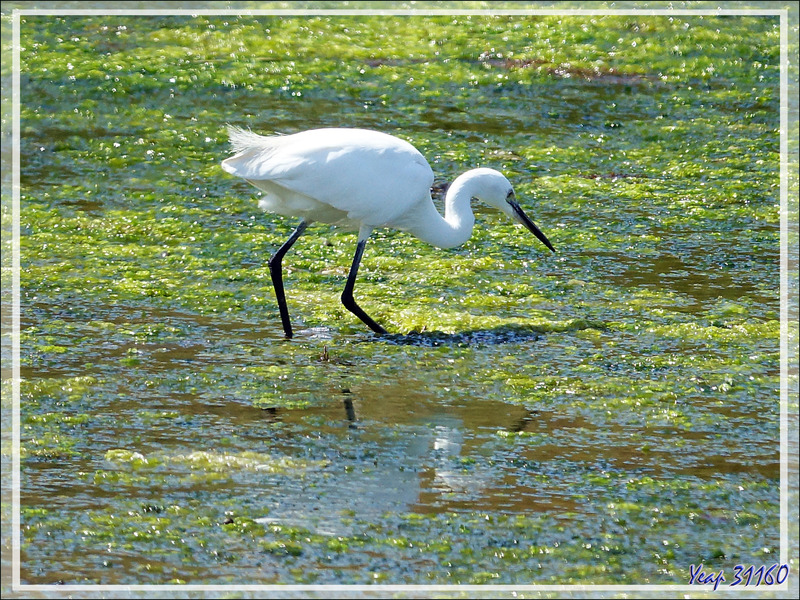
[468,168,556,253]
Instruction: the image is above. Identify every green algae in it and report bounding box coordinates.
[11,9,786,589]
[105,448,329,474]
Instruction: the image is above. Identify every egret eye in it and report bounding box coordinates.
[506,189,515,200]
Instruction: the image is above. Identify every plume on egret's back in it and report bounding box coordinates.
[221,126,435,230]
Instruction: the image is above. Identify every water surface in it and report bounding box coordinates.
[10,12,786,590]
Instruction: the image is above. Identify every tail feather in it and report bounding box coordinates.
[226,125,280,154]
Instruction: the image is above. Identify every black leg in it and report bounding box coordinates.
[341,238,387,334]
[268,221,308,338]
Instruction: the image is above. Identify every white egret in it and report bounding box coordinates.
[221,126,555,338]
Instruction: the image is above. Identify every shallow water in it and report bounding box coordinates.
[9,11,790,590]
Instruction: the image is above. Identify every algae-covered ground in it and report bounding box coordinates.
[4,5,796,591]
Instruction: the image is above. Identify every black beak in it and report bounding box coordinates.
[508,200,556,253]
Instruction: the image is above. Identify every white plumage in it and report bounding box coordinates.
[222,127,433,232]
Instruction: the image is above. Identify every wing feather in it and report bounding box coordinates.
[222,127,434,227]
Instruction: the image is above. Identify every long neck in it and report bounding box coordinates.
[411,172,479,249]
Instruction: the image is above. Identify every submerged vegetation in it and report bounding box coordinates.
[6,7,791,589]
